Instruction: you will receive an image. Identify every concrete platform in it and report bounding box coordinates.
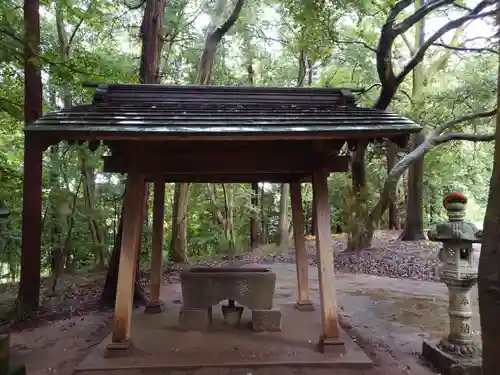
[74,303,372,373]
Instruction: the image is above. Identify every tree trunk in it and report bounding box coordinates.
[16,0,43,315]
[48,146,64,276]
[400,133,426,241]
[49,9,69,277]
[169,0,244,261]
[260,183,267,243]
[250,182,259,249]
[222,184,236,257]
[310,193,316,236]
[400,0,426,241]
[55,6,72,108]
[56,8,104,267]
[139,0,166,84]
[245,42,259,250]
[206,183,235,255]
[387,142,399,229]
[478,9,500,373]
[79,148,105,266]
[170,183,189,262]
[277,50,306,246]
[99,0,166,305]
[278,183,290,247]
[50,175,82,293]
[347,141,368,250]
[99,190,148,308]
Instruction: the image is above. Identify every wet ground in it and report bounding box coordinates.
[266,263,480,358]
[10,262,481,375]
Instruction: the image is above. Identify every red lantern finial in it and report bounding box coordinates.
[443,192,467,209]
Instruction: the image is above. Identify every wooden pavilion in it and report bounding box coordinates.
[22,84,421,355]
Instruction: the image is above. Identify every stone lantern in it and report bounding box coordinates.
[422,192,481,374]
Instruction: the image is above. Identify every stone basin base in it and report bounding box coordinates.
[179,267,280,332]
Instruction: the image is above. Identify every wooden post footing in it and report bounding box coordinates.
[295,300,315,311]
[105,341,134,358]
[144,301,165,314]
[317,335,345,354]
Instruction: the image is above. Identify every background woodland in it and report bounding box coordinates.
[0,0,498,311]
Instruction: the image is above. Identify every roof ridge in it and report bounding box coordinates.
[91,83,360,107]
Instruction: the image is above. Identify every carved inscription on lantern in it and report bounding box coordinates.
[459,295,469,306]
[460,323,470,335]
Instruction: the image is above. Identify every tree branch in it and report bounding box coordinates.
[452,3,473,11]
[393,0,454,35]
[396,0,496,84]
[124,0,146,10]
[433,108,497,135]
[336,39,377,53]
[401,33,416,54]
[65,1,101,51]
[434,132,495,144]
[0,98,23,120]
[433,42,498,54]
[216,0,245,37]
[68,9,89,49]
[365,108,497,230]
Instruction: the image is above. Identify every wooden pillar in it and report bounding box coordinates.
[17,135,43,313]
[145,180,165,314]
[312,170,344,353]
[290,182,314,311]
[107,171,146,354]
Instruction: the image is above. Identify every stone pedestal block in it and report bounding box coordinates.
[251,308,282,332]
[0,334,9,375]
[0,334,24,375]
[178,307,212,332]
[144,300,165,314]
[422,340,481,375]
[6,365,25,375]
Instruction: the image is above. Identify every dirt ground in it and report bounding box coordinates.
[8,261,475,375]
[5,231,479,375]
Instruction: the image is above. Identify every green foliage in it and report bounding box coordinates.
[0,0,496,281]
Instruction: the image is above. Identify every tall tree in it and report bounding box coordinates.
[243,29,259,249]
[99,0,166,307]
[169,0,245,262]
[15,0,43,315]
[478,3,500,373]
[349,0,497,250]
[399,0,429,241]
[277,49,307,247]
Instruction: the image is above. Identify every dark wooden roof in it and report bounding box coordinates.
[26,84,421,141]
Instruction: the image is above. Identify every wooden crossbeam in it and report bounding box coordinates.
[142,173,303,183]
[102,153,349,175]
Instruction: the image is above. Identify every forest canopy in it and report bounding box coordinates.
[0,0,497,283]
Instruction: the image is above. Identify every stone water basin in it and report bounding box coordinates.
[180,267,276,309]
